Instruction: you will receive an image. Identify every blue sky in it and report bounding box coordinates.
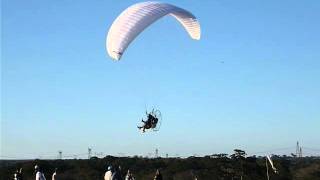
[1,0,320,159]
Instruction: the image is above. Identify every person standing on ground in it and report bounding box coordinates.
[14,168,23,180]
[125,169,134,180]
[35,165,46,180]
[14,169,19,180]
[154,169,162,180]
[111,165,123,180]
[18,168,23,180]
[104,166,113,180]
[52,168,57,180]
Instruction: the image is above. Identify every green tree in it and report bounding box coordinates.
[230,149,247,180]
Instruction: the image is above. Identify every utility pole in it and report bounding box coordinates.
[266,157,270,180]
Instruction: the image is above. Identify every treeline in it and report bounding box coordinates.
[1,150,320,180]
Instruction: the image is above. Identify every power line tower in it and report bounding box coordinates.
[296,141,300,157]
[88,148,92,159]
[155,148,159,158]
[296,141,303,158]
[299,147,303,158]
[58,151,62,159]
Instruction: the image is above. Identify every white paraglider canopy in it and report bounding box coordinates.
[106,1,201,60]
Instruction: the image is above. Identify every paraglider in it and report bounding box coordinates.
[138,109,162,133]
[106,2,201,133]
[106,1,201,60]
